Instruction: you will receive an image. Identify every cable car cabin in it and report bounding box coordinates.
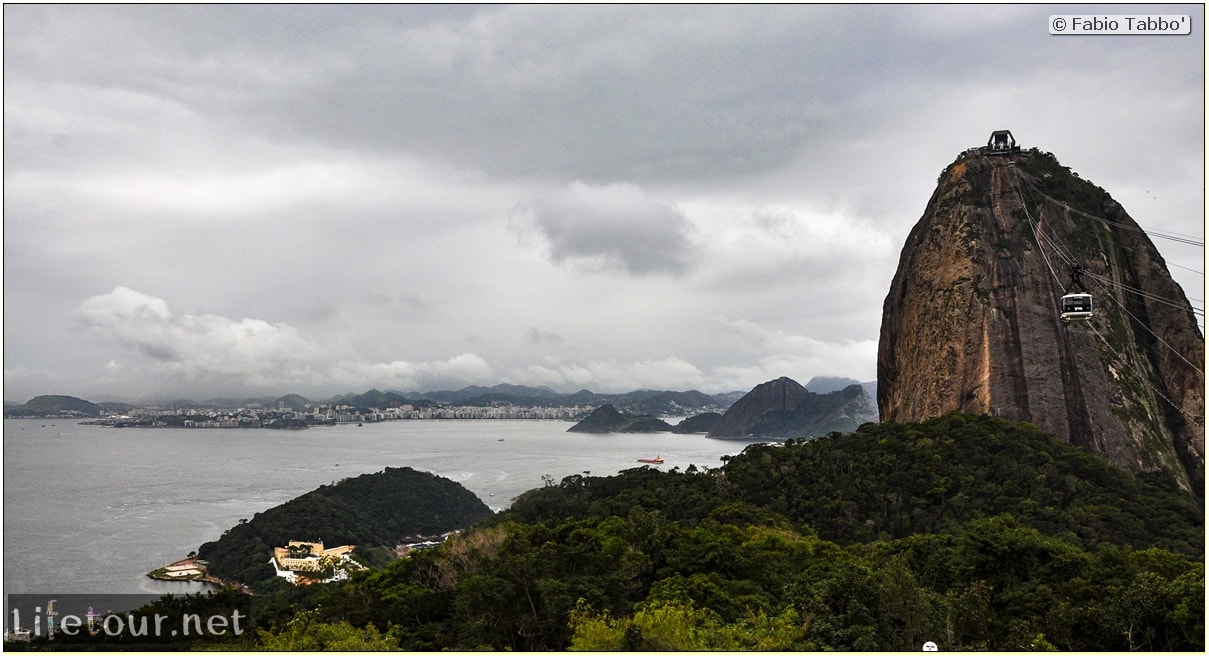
[1060,293,1093,321]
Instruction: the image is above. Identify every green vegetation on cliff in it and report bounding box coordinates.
[219,413,1200,651]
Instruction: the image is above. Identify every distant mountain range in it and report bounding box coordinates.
[321,385,738,417]
[4,377,873,419]
[563,376,880,439]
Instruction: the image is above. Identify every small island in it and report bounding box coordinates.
[566,404,674,433]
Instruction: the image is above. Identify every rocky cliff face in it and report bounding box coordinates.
[878,148,1204,491]
[708,376,878,439]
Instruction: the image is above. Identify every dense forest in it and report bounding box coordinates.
[69,413,1202,651]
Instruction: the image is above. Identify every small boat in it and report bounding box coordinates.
[637,455,664,464]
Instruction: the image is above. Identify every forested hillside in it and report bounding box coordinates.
[196,467,494,587]
[4,394,103,417]
[190,414,1202,650]
[565,404,674,432]
[511,412,1201,556]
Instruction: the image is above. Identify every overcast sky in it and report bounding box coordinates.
[4,4,1204,403]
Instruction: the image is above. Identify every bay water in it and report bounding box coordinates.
[3,418,746,597]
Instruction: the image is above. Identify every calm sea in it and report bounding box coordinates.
[2,418,745,597]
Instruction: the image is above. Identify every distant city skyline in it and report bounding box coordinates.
[5,4,1203,403]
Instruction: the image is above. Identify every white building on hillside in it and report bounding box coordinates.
[269,540,361,585]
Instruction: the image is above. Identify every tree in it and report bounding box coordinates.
[568,599,809,650]
[254,610,398,651]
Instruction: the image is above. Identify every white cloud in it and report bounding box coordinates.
[329,353,494,392]
[72,288,496,395]
[77,286,173,325]
[75,287,323,386]
[708,316,879,387]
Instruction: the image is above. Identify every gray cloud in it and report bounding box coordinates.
[516,181,698,276]
[524,327,564,346]
[3,4,1202,402]
[0,6,1045,184]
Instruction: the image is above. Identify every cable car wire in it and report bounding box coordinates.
[1166,260,1203,276]
[1082,272,1204,375]
[1015,169,1204,338]
[1018,195,1206,413]
[1020,179,1204,247]
[1010,167,1204,316]
[1010,174,1082,301]
[1015,173,1205,293]
[1000,175,1203,421]
[1084,321,1204,427]
[1008,168,1205,376]
[1079,269,1204,317]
